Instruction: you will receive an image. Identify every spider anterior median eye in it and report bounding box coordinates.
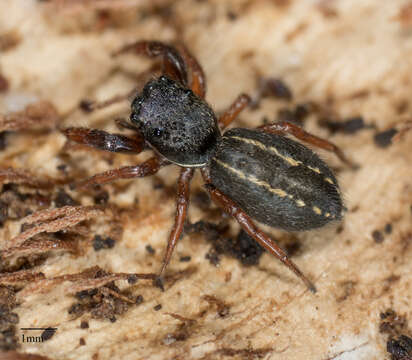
[153,128,163,137]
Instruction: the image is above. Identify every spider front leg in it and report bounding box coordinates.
[114,40,207,99]
[178,44,206,98]
[113,40,188,88]
[201,169,317,293]
[157,168,194,287]
[63,127,145,154]
[258,121,357,168]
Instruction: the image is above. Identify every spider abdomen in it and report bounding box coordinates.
[209,128,343,231]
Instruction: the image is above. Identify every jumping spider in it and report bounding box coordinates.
[63,41,354,292]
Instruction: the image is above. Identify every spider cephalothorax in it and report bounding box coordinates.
[130,75,220,167]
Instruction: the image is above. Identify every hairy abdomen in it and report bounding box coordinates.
[210,128,343,231]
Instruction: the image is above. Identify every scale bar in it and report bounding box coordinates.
[20,328,57,331]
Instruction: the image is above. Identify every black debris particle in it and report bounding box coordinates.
[372,230,384,244]
[56,164,67,173]
[379,309,409,338]
[79,337,86,346]
[93,190,109,205]
[179,256,191,262]
[185,220,223,266]
[229,230,265,266]
[192,189,211,211]
[260,78,293,101]
[0,184,53,229]
[54,189,78,208]
[251,77,293,109]
[380,309,412,360]
[135,295,144,305]
[0,132,8,151]
[145,244,155,255]
[154,304,162,311]
[374,128,398,148]
[293,103,313,123]
[277,103,314,125]
[318,116,367,135]
[387,335,412,360]
[127,274,138,284]
[205,249,220,266]
[68,274,136,322]
[79,99,94,112]
[80,320,89,329]
[385,223,393,234]
[93,235,116,251]
[283,236,302,257]
[0,200,7,227]
[186,221,265,266]
[41,327,56,341]
[0,285,19,351]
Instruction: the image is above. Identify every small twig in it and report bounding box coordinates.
[0,100,59,132]
[0,167,55,188]
[0,269,45,285]
[7,205,103,248]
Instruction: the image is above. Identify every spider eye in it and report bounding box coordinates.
[153,128,163,137]
[130,112,140,125]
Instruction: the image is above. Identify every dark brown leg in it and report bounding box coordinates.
[74,157,168,189]
[62,127,145,154]
[178,45,206,98]
[259,121,356,168]
[201,168,316,293]
[113,40,188,86]
[218,94,251,130]
[159,168,194,278]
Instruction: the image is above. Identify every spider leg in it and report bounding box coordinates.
[113,40,188,87]
[63,127,145,154]
[201,168,316,293]
[218,94,251,130]
[178,44,206,98]
[258,121,357,168]
[158,168,194,281]
[74,156,168,189]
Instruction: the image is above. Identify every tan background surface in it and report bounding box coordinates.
[1,0,412,359]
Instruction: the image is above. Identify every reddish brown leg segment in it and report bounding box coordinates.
[75,157,168,189]
[63,127,145,154]
[259,121,356,168]
[201,169,316,293]
[159,168,194,277]
[218,94,251,130]
[178,45,206,98]
[113,40,188,87]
